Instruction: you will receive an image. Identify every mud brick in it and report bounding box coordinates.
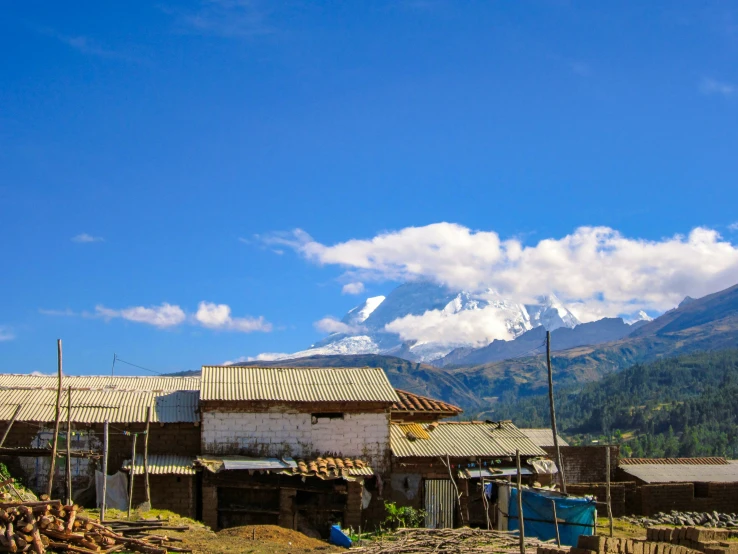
[579,536,607,552]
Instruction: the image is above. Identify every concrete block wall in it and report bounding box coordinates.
[131,474,195,519]
[543,446,619,484]
[202,411,390,470]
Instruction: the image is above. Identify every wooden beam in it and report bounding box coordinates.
[46,339,63,498]
[0,405,22,448]
[66,386,72,504]
[516,449,525,554]
[144,407,151,506]
[101,420,109,523]
[127,433,137,519]
[606,446,613,537]
[547,331,567,494]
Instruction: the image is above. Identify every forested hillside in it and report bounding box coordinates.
[494,350,738,458]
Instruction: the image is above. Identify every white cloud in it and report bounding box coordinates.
[0,327,15,342]
[729,222,738,232]
[72,233,104,243]
[314,316,360,335]
[223,352,289,365]
[195,302,272,332]
[342,282,365,295]
[95,303,187,328]
[700,78,735,97]
[268,223,738,324]
[385,305,515,347]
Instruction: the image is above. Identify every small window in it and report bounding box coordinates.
[311,412,344,424]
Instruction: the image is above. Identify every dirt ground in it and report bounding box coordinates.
[84,509,342,554]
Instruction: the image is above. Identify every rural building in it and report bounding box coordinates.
[0,374,200,518]
[197,365,399,535]
[388,420,550,529]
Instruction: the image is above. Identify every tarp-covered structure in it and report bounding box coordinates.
[508,487,596,547]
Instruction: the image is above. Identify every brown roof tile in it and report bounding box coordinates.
[392,389,463,415]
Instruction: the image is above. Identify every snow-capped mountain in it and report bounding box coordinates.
[275,282,582,364]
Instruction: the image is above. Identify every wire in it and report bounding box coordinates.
[114,358,162,375]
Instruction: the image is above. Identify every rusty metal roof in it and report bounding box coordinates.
[0,374,200,392]
[122,454,196,475]
[200,366,399,403]
[390,421,546,459]
[619,457,729,465]
[620,463,738,484]
[519,428,570,448]
[392,390,463,416]
[0,387,199,423]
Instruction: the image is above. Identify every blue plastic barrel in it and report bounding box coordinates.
[329,525,353,548]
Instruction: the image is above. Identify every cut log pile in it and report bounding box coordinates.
[0,499,191,554]
[350,527,553,554]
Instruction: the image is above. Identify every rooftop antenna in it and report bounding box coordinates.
[111,353,117,377]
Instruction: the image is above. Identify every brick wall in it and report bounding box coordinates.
[201,411,390,471]
[641,482,738,516]
[543,446,618,484]
[567,482,635,516]
[130,474,195,519]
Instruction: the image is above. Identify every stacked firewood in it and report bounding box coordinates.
[0,500,190,553]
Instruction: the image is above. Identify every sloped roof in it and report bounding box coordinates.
[519,428,570,448]
[392,389,463,416]
[200,366,399,403]
[620,462,738,484]
[0,375,199,423]
[619,457,728,465]
[390,421,546,458]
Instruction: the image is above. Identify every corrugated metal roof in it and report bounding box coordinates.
[458,467,533,479]
[200,366,399,403]
[390,421,546,458]
[620,463,738,484]
[392,390,463,415]
[519,428,570,448]
[0,387,199,423]
[122,454,196,475]
[0,374,200,391]
[398,423,431,440]
[619,457,728,465]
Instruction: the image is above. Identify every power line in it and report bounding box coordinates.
[113,358,162,375]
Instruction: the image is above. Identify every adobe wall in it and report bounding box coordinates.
[0,421,200,502]
[201,410,391,472]
[130,474,196,519]
[543,446,618,484]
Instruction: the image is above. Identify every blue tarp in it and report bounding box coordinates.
[508,488,596,547]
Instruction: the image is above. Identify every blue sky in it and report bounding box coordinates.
[1,1,737,374]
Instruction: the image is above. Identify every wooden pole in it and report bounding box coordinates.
[516,449,525,554]
[101,420,109,522]
[144,406,151,506]
[606,446,614,537]
[66,386,72,504]
[47,339,63,498]
[547,331,567,494]
[0,405,22,448]
[127,433,138,519]
[551,499,561,547]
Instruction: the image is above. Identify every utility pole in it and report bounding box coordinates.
[47,339,63,497]
[547,331,567,494]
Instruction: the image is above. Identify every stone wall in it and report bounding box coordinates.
[201,411,390,471]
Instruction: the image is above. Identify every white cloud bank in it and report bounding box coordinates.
[42,302,271,333]
[342,282,365,295]
[267,223,738,324]
[314,316,360,335]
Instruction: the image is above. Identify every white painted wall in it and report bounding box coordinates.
[202,411,390,470]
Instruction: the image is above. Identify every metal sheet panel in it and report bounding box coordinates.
[0,374,200,391]
[221,457,297,471]
[390,421,546,458]
[519,428,570,448]
[619,464,738,484]
[122,454,196,475]
[459,467,533,479]
[200,366,399,403]
[424,479,455,529]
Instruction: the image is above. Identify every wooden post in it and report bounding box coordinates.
[127,433,138,518]
[516,449,525,554]
[551,498,561,547]
[47,339,63,498]
[144,406,151,506]
[547,331,567,494]
[66,386,72,504]
[0,405,22,448]
[606,446,613,537]
[101,420,109,522]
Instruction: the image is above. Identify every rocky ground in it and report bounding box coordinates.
[622,511,738,529]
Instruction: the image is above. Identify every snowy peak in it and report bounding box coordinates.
[626,310,653,324]
[342,296,385,326]
[524,294,581,332]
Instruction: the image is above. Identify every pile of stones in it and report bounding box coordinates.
[622,511,738,528]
